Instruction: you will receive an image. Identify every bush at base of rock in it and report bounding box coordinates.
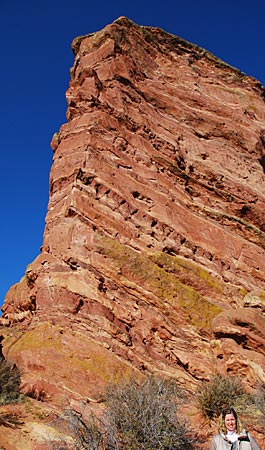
[0,358,21,405]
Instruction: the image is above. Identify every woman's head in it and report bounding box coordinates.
[219,408,241,434]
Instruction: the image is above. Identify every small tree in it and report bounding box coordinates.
[196,374,249,420]
[0,358,22,429]
[104,375,195,450]
[0,358,21,405]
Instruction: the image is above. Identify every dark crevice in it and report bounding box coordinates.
[214,332,247,346]
[258,154,265,174]
[76,168,95,185]
[74,298,84,314]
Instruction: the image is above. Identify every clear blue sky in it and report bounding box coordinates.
[1,0,265,309]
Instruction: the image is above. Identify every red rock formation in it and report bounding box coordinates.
[0,16,265,447]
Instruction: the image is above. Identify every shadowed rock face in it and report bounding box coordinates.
[1,17,265,419]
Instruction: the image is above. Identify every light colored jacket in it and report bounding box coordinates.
[210,430,261,450]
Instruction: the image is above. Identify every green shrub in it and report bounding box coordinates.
[196,374,251,420]
[196,374,249,420]
[0,358,21,405]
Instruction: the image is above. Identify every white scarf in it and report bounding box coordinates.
[227,430,239,443]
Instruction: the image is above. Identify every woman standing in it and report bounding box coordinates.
[210,408,261,450]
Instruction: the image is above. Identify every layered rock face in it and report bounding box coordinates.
[1,16,265,415]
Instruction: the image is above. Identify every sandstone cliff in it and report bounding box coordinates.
[0,17,265,447]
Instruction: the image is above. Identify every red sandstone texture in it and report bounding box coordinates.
[0,17,265,448]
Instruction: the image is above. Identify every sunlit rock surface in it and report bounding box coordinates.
[1,17,264,449]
